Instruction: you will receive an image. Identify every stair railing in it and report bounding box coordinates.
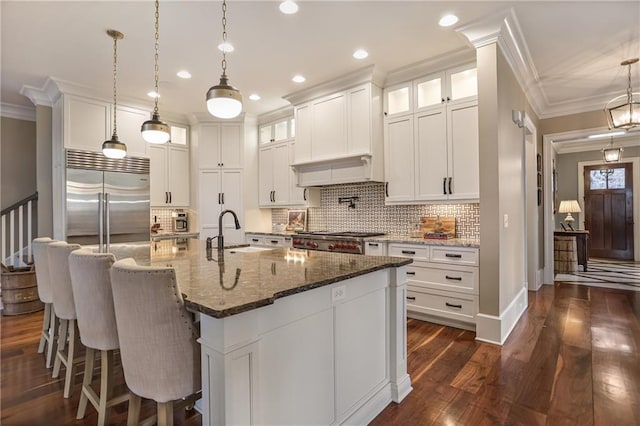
[1,192,38,267]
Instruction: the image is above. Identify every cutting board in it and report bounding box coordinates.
[420,216,456,237]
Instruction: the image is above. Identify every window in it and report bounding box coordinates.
[590,167,625,190]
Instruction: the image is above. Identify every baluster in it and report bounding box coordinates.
[27,200,33,264]
[18,205,24,266]
[9,210,15,267]
[1,215,6,265]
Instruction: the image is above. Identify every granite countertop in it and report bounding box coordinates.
[245,231,297,237]
[151,231,200,240]
[132,238,412,319]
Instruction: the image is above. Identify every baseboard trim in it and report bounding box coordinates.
[475,287,528,345]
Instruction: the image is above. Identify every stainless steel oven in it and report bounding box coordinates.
[291,231,385,254]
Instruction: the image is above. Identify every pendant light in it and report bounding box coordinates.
[141,0,171,144]
[602,136,623,163]
[206,0,243,119]
[604,58,640,130]
[102,30,127,159]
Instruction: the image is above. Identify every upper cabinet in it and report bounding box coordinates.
[384,63,477,118]
[150,123,190,207]
[384,63,479,204]
[197,123,243,169]
[62,94,151,157]
[259,117,295,145]
[284,69,384,187]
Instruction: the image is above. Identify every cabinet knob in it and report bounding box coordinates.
[446,96,451,102]
[384,111,388,116]
[441,98,445,103]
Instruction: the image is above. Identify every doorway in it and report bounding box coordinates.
[584,162,634,260]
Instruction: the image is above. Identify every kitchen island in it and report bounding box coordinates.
[138,238,413,426]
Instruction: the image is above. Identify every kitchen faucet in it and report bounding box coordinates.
[206,209,241,251]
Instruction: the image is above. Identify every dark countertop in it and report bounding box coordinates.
[132,238,412,319]
[151,231,200,240]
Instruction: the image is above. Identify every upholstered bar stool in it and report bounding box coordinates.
[69,249,129,425]
[32,237,59,368]
[110,258,201,426]
[48,241,83,398]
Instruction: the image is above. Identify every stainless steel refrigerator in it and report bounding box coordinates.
[65,149,150,251]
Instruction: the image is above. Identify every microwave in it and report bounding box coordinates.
[172,212,188,232]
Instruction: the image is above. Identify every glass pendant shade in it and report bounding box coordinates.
[141,113,171,144]
[206,74,243,119]
[102,135,127,159]
[605,95,640,130]
[603,147,623,163]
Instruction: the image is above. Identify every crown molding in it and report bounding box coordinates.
[283,65,383,105]
[0,103,36,121]
[257,105,294,125]
[383,47,476,87]
[189,111,248,125]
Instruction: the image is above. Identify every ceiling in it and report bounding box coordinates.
[2,1,639,123]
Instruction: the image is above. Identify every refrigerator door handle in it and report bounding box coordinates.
[105,192,111,253]
[98,192,104,253]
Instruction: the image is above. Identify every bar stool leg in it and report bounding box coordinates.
[38,303,51,353]
[158,401,174,426]
[52,319,68,378]
[45,311,58,368]
[76,347,95,419]
[62,320,78,398]
[97,350,114,425]
[127,394,142,426]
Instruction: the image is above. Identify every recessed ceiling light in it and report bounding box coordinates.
[279,0,298,14]
[249,94,261,101]
[438,14,459,27]
[176,70,192,79]
[218,42,234,53]
[147,91,160,98]
[353,49,368,60]
[292,75,306,83]
[587,131,626,139]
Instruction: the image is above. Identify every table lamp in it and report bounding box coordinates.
[558,200,581,230]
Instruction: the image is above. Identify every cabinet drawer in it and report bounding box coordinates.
[388,244,429,261]
[246,235,265,246]
[430,247,478,266]
[264,236,285,247]
[405,264,477,294]
[406,287,476,323]
[364,241,387,256]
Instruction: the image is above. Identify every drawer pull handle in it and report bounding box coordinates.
[406,296,416,301]
[445,253,462,258]
[270,240,279,244]
[252,239,259,242]
[368,243,379,247]
[406,271,416,276]
[445,275,462,281]
[402,250,416,255]
[445,302,462,309]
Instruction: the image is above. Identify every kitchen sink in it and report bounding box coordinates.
[228,246,275,253]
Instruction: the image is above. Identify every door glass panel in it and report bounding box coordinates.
[387,86,410,115]
[450,68,477,100]
[260,125,272,144]
[170,126,187,145]
[416,78,442,109]
[290,118,295,138]
[274,120,288,141]
[590,168,626,189]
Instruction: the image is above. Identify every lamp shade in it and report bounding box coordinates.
[102,136,127,159]
[558,200,581,214]
[141,113,170,144]
[206,75,243,119]
[603,146,623,163]
[605,94,640,130]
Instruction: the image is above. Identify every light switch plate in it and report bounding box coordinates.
[503,214,509,228]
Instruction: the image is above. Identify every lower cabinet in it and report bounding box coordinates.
[388,243,479,330]
[364,240,387,256]
[246,234,293,248]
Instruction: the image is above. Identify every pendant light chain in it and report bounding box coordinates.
[153,0,160,115]
[627,61,633,101]
[221,0,228,76]
[112,33,119,138]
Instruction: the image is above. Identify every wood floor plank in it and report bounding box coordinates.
[450,343,501,394]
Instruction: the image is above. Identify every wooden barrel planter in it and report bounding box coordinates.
[1,266,43,316]
[554,236,578,274]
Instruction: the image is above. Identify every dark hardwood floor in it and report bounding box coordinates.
[2,282,639,425]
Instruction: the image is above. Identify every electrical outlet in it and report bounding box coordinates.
[332,285,346,303]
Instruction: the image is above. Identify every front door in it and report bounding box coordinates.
[584,162,634,259]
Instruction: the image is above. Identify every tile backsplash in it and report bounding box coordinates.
[151,208,195,232]
[271,182,479,239]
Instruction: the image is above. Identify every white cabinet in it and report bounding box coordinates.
[246,234,293,248]
[383,63,478,204]
[198,123,243,169]
[364,241,387,256]
[388,243,479,330]
[259,142,290,206]
[259,117,294,145]
[289,81,384,186]
[150,144,189,207]
[62,95,151,157]
[199,169,243,244]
